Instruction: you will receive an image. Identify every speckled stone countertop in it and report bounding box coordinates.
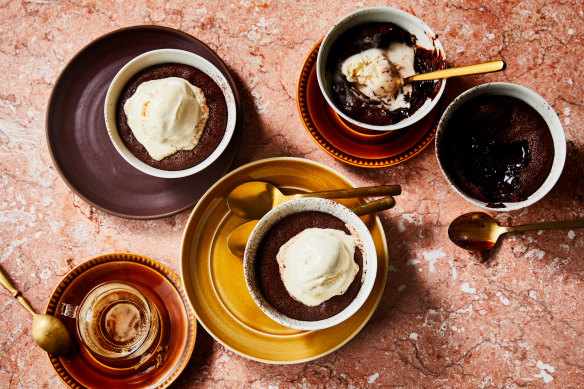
[1,1,583,387]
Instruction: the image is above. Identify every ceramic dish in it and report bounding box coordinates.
[180,157,388,363]
[243,197,378,331]
[104,49,237,178]
[46,26,240,219]
[316,7,446,131]
[45,253,196,389]
[436,82,566,211]
[298,41,444,167]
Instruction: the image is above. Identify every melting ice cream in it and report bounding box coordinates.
[124,77,209,160]
[276,227,359,306]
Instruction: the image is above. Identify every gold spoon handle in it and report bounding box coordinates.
[297,185,401,199]
[352,196,395,216]
[509,219,584,233]
[405,60,506,83]
[227,197,396,257]
[0,265,35,315]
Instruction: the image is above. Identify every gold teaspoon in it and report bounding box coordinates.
[402,60,506,84]
[448,212,584,251]
[227,196,396,257]
[0,265,71,355]
[227,181,401,220]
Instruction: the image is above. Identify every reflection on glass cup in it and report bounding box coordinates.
[59,282,160,361]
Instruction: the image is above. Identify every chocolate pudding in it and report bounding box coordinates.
[438,95,554,206]
[116,63,227,170]
[255,211,363,321]
[327,22,445,125]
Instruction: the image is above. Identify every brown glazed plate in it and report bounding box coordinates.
[45,253,196,389]
[297,40,444,168]
[46,26,241,219]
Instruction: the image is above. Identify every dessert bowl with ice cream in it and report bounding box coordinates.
[243,197,377,331]
[317,7,446,131]
[104,49,236,178]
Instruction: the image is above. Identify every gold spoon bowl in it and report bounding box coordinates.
[448,212,584,251]
[0,265,71,355]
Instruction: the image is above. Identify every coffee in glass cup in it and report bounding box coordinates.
[59,282,160,362]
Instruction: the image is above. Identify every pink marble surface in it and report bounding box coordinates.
[1,0,583,387]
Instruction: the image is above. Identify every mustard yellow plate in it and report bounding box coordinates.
[180,157,388,363]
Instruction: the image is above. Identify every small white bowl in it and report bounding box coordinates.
[104,49,237,179]
[243,197,377,331]
[316,7,446,131]
[436,82,566,211]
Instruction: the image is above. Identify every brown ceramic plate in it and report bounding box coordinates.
[46,26,240,219]
[297,40,443,167]
[181,157,388,363]
[45,253,196,389]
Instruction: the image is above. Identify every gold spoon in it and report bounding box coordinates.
[448,212,584,251]
[227,181,401,220]
[0,265,71,355]
[400,60,506,86]
[227,196,396,257]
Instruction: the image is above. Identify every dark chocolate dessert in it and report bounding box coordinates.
[116,63,227,170]
[255,211,363,321]
[437,95,554,206]
[327,22,445,125]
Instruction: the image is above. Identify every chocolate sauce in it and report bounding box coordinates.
[327,22,445,125]
[438,95,554,205]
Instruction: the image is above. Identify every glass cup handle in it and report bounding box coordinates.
[58,302,79,318]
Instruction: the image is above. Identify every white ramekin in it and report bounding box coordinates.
[316,7,446,131]
[436,82,566,211]
[104,49,236,178]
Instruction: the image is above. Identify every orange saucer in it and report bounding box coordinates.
[45,253,196,389]
[297,40,444,167]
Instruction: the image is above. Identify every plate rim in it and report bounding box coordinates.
[45,252,197,389]
[179,156,389,364]
[296,39,441,168]
[45,25,240,220]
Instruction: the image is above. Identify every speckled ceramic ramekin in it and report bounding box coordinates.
[243,197,377,331]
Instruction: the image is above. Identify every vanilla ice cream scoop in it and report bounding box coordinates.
[124,77,209,161]
[276,228,360,306]
[341,44,416,111]
[342,48,401,97]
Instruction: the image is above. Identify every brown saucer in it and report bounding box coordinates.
[46,26,241,219]
[45,253,196,389]
[297,40,444,167]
